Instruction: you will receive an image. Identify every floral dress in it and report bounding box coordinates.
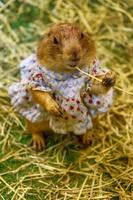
[9,54,113,135]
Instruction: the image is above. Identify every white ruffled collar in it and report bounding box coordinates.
[30,54,98,82]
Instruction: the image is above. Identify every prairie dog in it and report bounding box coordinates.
[9,23,115,151]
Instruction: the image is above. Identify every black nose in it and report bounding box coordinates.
[70,51,80,62]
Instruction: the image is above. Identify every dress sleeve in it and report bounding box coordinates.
[91,58,110,76]
[20,54,52,92]
[8,55,51,122]
[82,58,114,116]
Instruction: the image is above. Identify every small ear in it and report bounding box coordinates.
[47,32,51,37]
[85,32,92,38]
[38,30,51,42]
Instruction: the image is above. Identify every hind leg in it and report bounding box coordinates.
[26,120,51,151]
[81,129,94,146]
[80,117,99,146]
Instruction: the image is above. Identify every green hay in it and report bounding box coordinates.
[0,0,133,199]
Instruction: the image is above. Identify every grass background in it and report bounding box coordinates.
[0,0,133,199]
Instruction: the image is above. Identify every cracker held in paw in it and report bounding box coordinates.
[8,23,115,149]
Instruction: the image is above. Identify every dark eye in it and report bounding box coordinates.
[53,37,59,44]
[80,32,84,39]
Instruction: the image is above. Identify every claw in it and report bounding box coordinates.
[31,133,45,152]
[47,100,63,117]
[80,131,94,147]
[102,77,115,87]
[102,72,116,88]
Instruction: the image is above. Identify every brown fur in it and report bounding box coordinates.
[27,23,115,150]
[37,22,96,73]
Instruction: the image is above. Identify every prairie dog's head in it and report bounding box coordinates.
[37,23,96,73]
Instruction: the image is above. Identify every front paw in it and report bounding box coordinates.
[46,99,62,117]
[102,71,116,88]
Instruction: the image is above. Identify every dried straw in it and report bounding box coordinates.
[0,0,133,199]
